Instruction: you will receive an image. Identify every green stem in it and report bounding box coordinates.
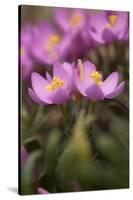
[58,105,70,137]
[89,101,96,114]
[87,101,96,137]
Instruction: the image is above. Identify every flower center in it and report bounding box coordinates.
[69,14,82,26]
[45,77,64,91]
[90,71,102,86]
[46,34,61,52]
[106,14,117,28]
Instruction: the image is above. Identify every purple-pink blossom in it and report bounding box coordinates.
[21,146,29,168]
[88,11,129,43]
[54,8,88,33]
[38,187,49,194]
[30,22,71,65]
[74,59,125,101]
[20,24,34,80]
[54,8,93,60]
[28,62,73,105]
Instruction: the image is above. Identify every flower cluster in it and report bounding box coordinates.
[20,9,129,80]
[28,59,125,104]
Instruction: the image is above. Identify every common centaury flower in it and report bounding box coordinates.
[20,24,33,80]
[74,59,125,101]
[30,22,71,65]
[88,11,128,43]
[28,62,73,104]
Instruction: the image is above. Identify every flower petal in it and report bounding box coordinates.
[31,72,52,104]
[28,88,48,105]
[102,28,117,42]
[86,84,104,100]
[52,88,70,104]
[62,62,74,93]
[106,81,125,99]
[74,68,88,96]
[88,12,107,43]
[84,60,96,74]
[46,72,52,82]
[38,187,49,194]
[21,146,28,168]
[102,72,119,95]
[53,62,69,89]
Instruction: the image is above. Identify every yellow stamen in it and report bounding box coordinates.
[45,77,64,91]
[69,14,82,26]
[46,34,61,52]
[106,15,117,28]
[77,59,84,81]
[90,71,102,86]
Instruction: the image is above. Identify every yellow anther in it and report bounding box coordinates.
[46,34,61,52]
[45,77,64,91]
[45,85,54,91]
[106,15,117,28]
[69,14,82,26]
[90,71,102,86]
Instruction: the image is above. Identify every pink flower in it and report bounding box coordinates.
[88,11,129,43]
[74,59,125,101]
[20,24,34,80]
[30,22,71,65]
[21,146,29,169]
[54,8,88,33]
[28,62,73,105]
[54,8,93,60]
[38,187,49,194]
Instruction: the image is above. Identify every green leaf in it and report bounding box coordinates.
[21,150,41,195]
[45,131,62,174]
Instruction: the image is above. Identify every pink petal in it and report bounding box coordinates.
[53,62,69,89]
[52,88,70,104]
[74,68,88,96]
[102,72,119,95]
[46,72,52,82]
[84,60,96,74]
[106,81,125,99]
[83,60,97,84]
[28,88,48,105]
[38,187,49,194]
[62,62,74,93]
[31,72,52,104]
[86,84,104,100]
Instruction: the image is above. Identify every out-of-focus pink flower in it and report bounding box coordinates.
[38,187,49,194]
[30,22,71,65]
[88,11,129,44]
[54,8,93,60]
[28,62,73,105]
[74,59,125,101]
[54,8,88,33]
[21,146,29,168]
[20,24,34,80]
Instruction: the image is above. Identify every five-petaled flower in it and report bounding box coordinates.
[28,62,73,105]
[54,8,87,33]
[30,22,71,65]
[88,11,128,43]
[20,24,34,80]
[54,8,93,60]
[74,59,125,101]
